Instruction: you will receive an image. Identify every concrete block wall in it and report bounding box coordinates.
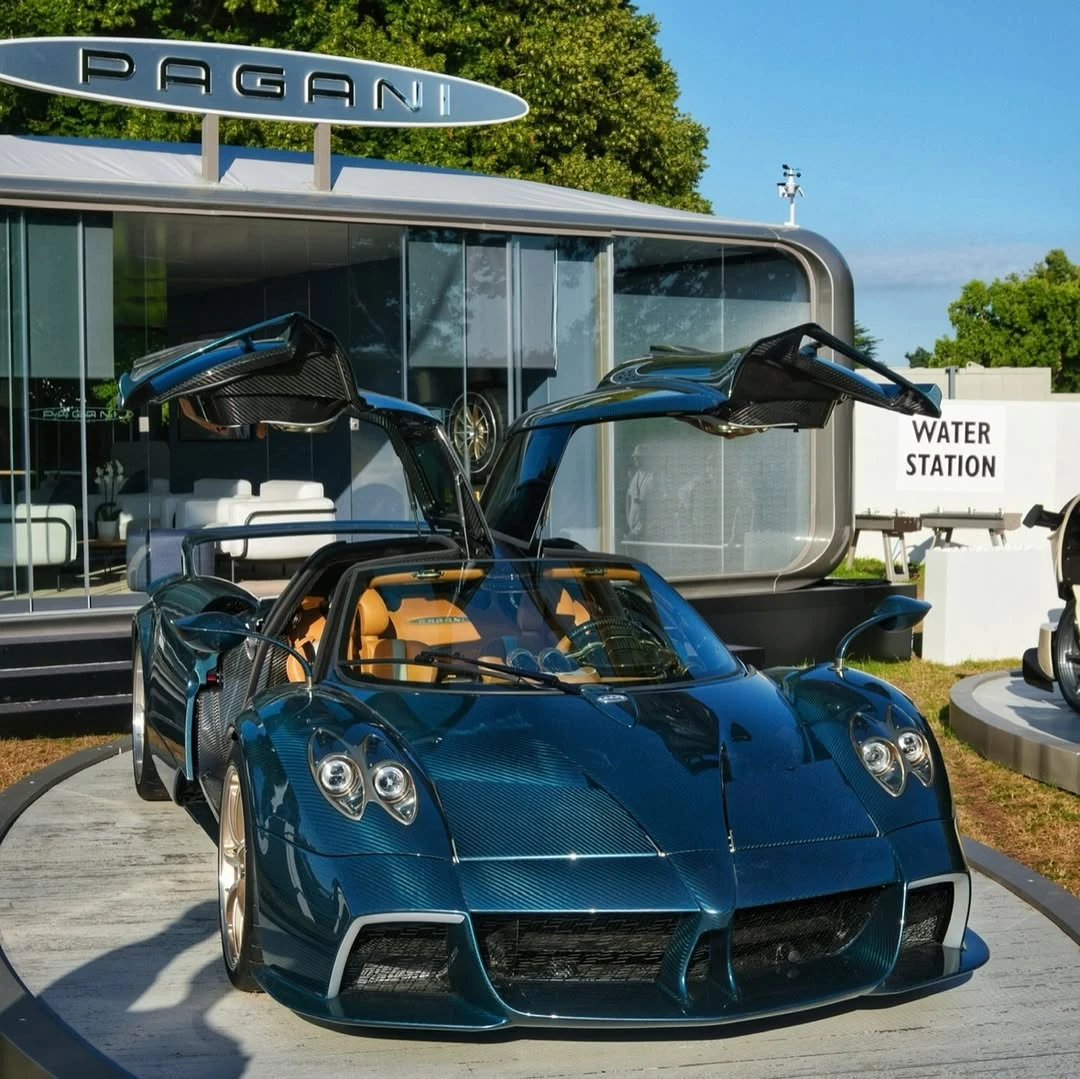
[921,546,1061,664]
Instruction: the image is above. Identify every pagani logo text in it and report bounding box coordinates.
[80,48,448,117]
[0,37,528,127]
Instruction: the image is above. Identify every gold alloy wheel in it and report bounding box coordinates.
[218,765,247,971]
[450,392,499,470]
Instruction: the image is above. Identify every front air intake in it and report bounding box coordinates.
[900,882,953,950]
[340,923,451,995]
[730,887,882,976]
[474,913,678,987]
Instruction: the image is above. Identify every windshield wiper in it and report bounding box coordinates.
[412,650,583,694]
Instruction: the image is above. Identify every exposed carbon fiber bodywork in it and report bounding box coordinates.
[126,314,984,1031]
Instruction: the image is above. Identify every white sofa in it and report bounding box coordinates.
[219,480,336,562]
[0,503,77,567]
[162,478,254,529]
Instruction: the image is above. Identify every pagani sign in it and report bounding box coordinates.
[0,37,528,127]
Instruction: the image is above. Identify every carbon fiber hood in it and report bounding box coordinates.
[378,670,877,860]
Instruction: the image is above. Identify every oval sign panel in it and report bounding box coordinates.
[0,37,528,127]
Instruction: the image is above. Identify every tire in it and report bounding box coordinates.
[1052,598,1080,712]
[218,744,262,992]
[449,388,505,481]
[131,645,169,801]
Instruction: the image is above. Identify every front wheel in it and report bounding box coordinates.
[218,746,262,992]
[1052,598,1080,712]
[131,646,169,801]
[449,389,505,481]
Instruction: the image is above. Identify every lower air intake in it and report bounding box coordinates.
[474,913,678,987]
[730,887,881,974]
[900,882,953,949]
[340,923,451,995]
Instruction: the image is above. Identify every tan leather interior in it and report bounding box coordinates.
[343,571,615,685]
[285,595,327,682]
[388,596,480,647]
[543,566,641,583]
[348,585,479,682]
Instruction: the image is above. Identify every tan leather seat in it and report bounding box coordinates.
[349,588,437,682]
[286,596,327,682]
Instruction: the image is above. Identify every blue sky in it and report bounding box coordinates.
[645,0,1080,364]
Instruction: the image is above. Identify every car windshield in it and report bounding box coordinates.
[336,556,738,689]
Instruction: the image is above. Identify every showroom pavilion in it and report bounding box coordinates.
[0,37,858,617]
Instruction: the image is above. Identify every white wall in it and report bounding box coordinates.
[852,398,1080,560]
[921,546,1060,663]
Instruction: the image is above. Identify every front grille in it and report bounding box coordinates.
[730,888,881,975]
[340,924,451,995]
[474,913,678,987]
[900,882,953,949]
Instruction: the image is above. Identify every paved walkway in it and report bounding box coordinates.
[0,751,1078,1078]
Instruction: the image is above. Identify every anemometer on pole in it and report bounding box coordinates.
[777,164,803,226]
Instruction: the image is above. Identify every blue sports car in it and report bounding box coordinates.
[121,314,986,1030]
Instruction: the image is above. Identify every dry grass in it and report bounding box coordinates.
[0,732,125,792]
[1,655,1077,899]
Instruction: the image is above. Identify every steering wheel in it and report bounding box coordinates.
[560,615,675,675]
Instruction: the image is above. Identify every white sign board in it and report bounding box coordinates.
[896,403,1006,493]
[0,37,528,127]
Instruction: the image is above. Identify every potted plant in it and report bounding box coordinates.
[95,458,125,540]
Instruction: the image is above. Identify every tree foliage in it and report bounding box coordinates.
[853,320,879,362]
[930,249,1080,391]
[0,0,711,212]
[904,346,932,366]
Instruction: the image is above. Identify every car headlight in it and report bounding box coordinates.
[850,713,905,795]
[371,760,418,824]
[861,738,897,776]
[308,730,417,824]
[896,728,934,786]
[850,709,934,796]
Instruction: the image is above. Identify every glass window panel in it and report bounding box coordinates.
[610,238,813,578]
[539,237,602,549]
[347,225,403,398]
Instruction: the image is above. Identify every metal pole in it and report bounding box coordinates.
[201,113,220,183]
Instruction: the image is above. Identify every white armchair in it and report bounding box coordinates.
[0,503,77,567]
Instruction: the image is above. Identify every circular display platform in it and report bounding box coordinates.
[951,669,1080,795]
[1,749,1078,1077]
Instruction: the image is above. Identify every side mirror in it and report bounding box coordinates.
[176,611,252,655]
[176,611,313,687]
[832,594,930,671]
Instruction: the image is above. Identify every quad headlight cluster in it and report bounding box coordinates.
[308,729,417,824]
[850,708,933,796]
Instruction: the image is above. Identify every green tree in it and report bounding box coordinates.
[904,346,933,366]
[0,0,710,212]
[853,320,880,361]
[930,249,1080,391]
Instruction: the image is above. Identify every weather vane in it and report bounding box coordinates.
[777,164,804,227]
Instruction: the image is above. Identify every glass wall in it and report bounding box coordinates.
[0,205,816,612]
[1,210,118,608]
[598,238,814,579]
